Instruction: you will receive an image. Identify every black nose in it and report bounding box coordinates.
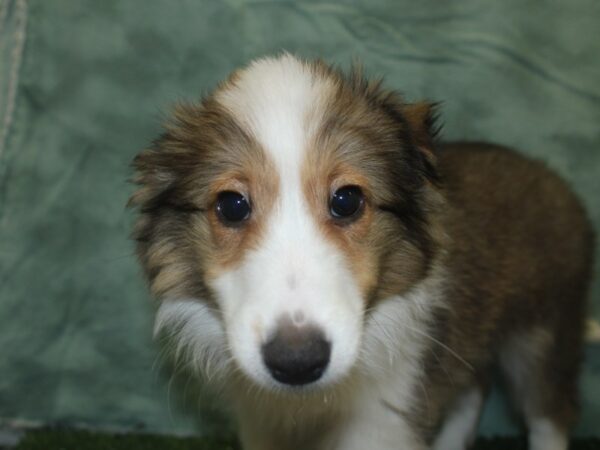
[261,322,331,386]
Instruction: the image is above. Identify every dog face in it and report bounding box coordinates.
[131,55,441,391]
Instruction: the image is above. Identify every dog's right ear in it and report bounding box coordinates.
[128,104,204,210]
[128,144,174,210]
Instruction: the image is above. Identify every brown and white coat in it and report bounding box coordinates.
[131,55,594,450]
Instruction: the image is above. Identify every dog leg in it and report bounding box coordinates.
[431,386,485,450]
[327,402,427,450]
[528,418,569,450]
[499,327,579,450]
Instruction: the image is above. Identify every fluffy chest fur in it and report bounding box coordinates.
[130,55,593,450]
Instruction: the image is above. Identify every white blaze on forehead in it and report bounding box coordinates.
[213,55,348,322]
[215,54,331,174]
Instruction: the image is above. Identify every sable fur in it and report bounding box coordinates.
[130,55,594,450]
[418,143,594,442]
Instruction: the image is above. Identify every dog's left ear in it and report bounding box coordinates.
[401,101,439,161]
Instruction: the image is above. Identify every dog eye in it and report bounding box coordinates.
[330,186,364,219]
[216,191,251,225]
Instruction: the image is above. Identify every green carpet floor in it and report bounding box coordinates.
[10,429,600,449]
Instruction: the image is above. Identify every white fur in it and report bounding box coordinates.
[327,274,447,450]
[529,418,568,450]
[586,318,600,343]
[432,387,484,450]
[499,329,570,450]
[228,280,443,450]
[154,299,230,382]
[226,266,446,450]
[498,328,552,419]
[215,54,331,172]
[211,55,364,390]
[211,215,364,389]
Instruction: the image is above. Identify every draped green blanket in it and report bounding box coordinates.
[1,0,598,438]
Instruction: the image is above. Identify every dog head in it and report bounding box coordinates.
[130,55,442,392]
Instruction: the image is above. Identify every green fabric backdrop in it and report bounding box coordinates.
[1,0,598,438]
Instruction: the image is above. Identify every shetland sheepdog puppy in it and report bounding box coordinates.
[130,54,594,450]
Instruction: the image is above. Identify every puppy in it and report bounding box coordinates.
[130,54,594,450]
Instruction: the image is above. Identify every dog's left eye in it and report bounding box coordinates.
[330,185,364,220]
[216,191,251,225]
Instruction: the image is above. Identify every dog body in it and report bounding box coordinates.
[131,55,594,450]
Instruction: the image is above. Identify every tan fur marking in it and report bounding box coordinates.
[130,96,282,299]
[204,157,279,280]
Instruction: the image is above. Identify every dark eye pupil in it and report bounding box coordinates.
[330,186,364,219]
[216,191,250,224]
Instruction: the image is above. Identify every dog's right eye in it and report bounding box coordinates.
[216,191,251,225]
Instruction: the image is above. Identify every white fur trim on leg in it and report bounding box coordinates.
[432,387,484,450]
[529,418,568,450]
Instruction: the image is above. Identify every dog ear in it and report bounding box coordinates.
[128,103,204,210]
[128,143,177,209]
[401,101,440,161]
